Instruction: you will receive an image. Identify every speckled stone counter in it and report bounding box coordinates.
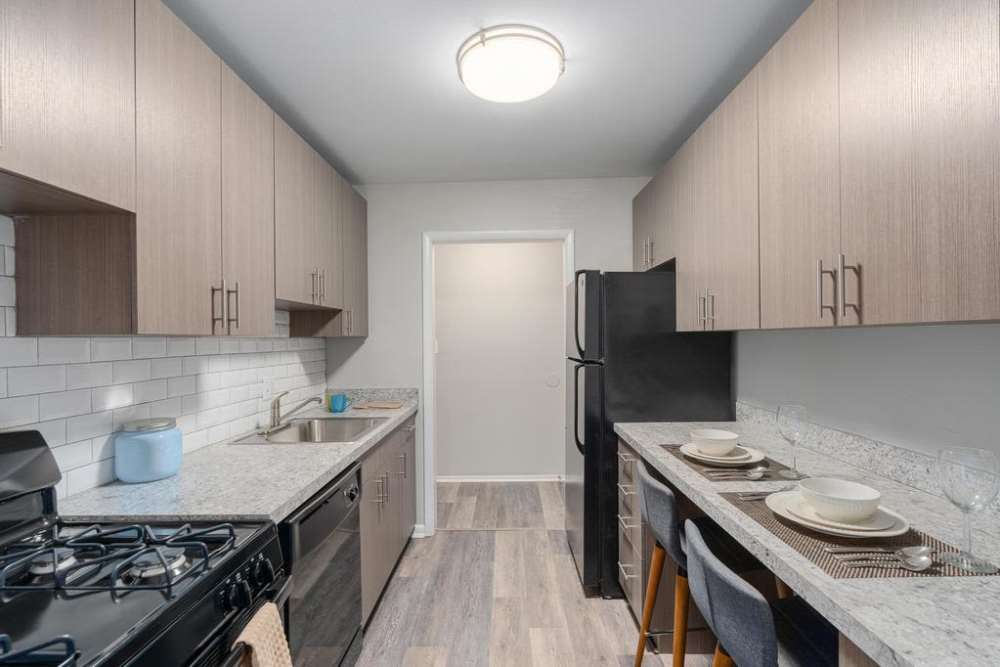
[60,402,417,523]
[615,420,1000,667]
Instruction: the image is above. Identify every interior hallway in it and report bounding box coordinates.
[357,482,712,666]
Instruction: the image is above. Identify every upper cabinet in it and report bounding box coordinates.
[0,0,136,212]
[758,0,840,329]
[222,64,276,337]
[632,179,656,271]
[839,0,1000,326]
[135,0,222,335]
[339,178,369,337]
[639,0,1000,333]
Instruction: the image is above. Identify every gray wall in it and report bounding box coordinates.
[736,323,1000,457]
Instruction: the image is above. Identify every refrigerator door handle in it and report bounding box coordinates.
[573,362,586,455]
[573,270,587,359]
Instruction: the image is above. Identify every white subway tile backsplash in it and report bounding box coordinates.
[132,337,167,359]
[133,379,167,404]
[39,389,91,420]
[0,277,14,308]
[0,396,39,428]
[66,362,113,390]
[2,331,326,498]
[7,365,66,396]
[91,337,131,362]
[167,337,196,357]
[91,384,133,412]
[4,309,15,337]
[0,338,37,366]
[66,411,112,442]
[51,440,93,471]
[3,248,13,276]
[0,218,13,246]
[196,337,220,355]
[150,357,182,379]
[112,359,150,384]
[38,338,90,364]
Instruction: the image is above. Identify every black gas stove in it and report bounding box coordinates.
[0,430,287,667]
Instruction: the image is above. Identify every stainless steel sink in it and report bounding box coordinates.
[233,417,387,445]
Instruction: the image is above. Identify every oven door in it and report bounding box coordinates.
[284,468,362,666]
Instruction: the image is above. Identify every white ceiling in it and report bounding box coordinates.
[164,0,811,185]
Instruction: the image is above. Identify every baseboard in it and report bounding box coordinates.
[435,474,564,483]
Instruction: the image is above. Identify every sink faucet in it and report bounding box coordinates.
[268,392,323,431]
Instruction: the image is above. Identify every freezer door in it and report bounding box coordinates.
[567,270,602,361]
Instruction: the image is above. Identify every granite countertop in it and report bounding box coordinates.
[616,420,1000,667]
[60,402,418,523]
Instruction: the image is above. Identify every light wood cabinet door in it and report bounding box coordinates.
[360,442,385,623]
[135,0,222,335]
[221,65,275,336]
[839,0,1000,326]
[704,70,760,331]
[275,117,317,306]
[1,0,136,211]
[759,0,840,329]
[317,165,344,308]
[675,126,713,332]
[632,180,656,271]
[338,179,369,337]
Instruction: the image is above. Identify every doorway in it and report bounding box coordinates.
[421,230,574,535]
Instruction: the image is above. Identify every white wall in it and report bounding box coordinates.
[325,177,646,521]
[736,323,1000,457]
[434,241,565,479]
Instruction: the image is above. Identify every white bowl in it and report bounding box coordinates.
[689,429,739,457]
[798,477,881,523]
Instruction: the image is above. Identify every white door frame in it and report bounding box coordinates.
[419,229,575,536]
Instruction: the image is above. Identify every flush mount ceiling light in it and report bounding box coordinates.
[457,24,565,103]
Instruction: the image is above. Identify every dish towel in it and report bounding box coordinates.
[235,602,293,667]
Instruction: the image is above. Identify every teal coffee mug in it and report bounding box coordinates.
[329,393,351,413]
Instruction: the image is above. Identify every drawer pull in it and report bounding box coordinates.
[617,482,635,497]
[617,561,638,580]
[617,450,635,465]
[617,513,638,531]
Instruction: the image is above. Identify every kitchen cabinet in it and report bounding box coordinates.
[632,178,657,271]
[134,0,222,335]
[360,418,417,623]
[275,117,320,307]
[839,0,1000,326]
[0,0,136,213]
[338,177,369,337]
[758,0,840,329]
[316,160,344,310]
[221,64,275,337]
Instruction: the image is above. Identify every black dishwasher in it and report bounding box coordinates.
[280,464,362,667]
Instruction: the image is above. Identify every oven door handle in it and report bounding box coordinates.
[221,642,249,667]
[268,573,292,607]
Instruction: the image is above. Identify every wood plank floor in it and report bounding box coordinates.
[358,482,712,667]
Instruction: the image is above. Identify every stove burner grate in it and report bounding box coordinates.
[0,634,76,667]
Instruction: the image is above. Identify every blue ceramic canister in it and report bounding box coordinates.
[114,418,183,483]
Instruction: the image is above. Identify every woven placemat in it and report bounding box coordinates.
[660,444,794,481]
[721,492,997,578]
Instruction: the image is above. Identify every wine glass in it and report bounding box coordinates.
[776,404,808,480]
[938,447,1000,574]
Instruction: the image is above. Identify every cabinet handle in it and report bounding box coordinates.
[817,259,838,322]
[371,477,384,505]
[838,254,861,321]
[698,294,706,328]
[211,279,226,334]
[398,452,407,478]
[320,269,326,303]
[310,269,317,303]
[616,450,635,465]
[617,482,635,497]
[648,238,654,267]
[346,309,351,336]
[617,513,638,531]
[617,561,638,581]
[226,281,240,334]
[382,472,390,505]
[706,291,716,330]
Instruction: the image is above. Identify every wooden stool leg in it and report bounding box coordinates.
[634,543,666,667]
[711,643,735,667]
[775,575,793,599]
[672,568,689,667]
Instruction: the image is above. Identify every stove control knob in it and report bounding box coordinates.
[254,557,276,587]
[224,582,239,612]
[236,579,254,609]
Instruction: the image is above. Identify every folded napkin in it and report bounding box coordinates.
[236,602,292,667]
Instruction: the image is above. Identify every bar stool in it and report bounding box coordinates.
[684,519,838,667]
[633,463,762,667]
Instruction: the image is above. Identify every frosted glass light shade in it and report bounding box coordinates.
[457,25,565,103]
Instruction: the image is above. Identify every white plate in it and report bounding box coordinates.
[684,443,752,462]
[765,491,910,538]
[786,498,896,531]
[680,444,765,467]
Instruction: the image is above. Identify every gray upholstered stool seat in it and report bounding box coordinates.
[685,519,838,667]
[633,462,764,667]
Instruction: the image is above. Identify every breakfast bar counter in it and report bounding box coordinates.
[615,419,1000,667]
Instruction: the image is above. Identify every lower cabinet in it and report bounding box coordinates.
[617,441,716,654]
[361,417,417,623]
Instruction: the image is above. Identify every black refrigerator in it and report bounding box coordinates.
[565,268,733,597]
